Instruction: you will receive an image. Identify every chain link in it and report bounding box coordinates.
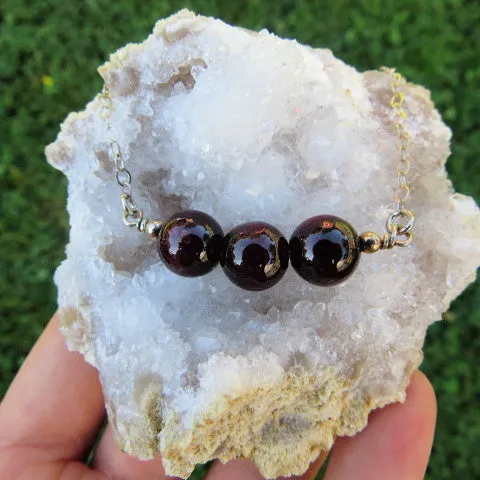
[378,67,415,248]
[101,86,161,236]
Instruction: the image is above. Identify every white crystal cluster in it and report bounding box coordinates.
[46,10,480,479]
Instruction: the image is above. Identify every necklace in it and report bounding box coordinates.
[100,67,414,291]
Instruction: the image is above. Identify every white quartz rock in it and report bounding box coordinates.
[46,9,480,479]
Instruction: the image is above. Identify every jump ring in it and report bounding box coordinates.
[386,209,414,235]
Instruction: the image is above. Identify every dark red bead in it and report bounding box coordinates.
[158,210,224,277]
[289,215,360,286]
[221,222,289,291]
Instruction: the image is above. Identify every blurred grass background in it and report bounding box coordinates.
[1,1,479,479]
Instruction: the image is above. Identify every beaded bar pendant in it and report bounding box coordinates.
[157,210,361,290]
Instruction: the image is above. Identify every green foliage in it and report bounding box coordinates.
[0,1,478,479]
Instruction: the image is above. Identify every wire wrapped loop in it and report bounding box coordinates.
[382,228,413,249]
[120,193,143,228]
[381,208,414,248]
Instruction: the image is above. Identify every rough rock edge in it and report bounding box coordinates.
[58,304,97,367]
[59,299,420,478]
[103,359,419,479]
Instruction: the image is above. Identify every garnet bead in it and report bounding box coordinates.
[158,210,224,277]
[221,222,289,291]
[289,215,360,286]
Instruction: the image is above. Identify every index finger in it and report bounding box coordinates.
[324,370,436,480]
[0,313,106,463]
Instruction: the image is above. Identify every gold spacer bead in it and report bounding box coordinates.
[359,231,382,254]
[145,220,163,239]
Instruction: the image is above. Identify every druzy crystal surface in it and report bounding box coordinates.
[45,10,480,479]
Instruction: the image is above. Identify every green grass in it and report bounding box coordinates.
[1,1,479,479]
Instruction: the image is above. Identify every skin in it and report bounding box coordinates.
[0,314,437,480]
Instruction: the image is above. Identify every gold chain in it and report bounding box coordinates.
[379,66,414,249]
[389,72,411,209]
[100,85,162,238]
[100,67,414,249]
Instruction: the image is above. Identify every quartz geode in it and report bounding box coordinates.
[45,10,480,479]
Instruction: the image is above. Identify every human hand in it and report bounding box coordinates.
[0,314,436,480]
